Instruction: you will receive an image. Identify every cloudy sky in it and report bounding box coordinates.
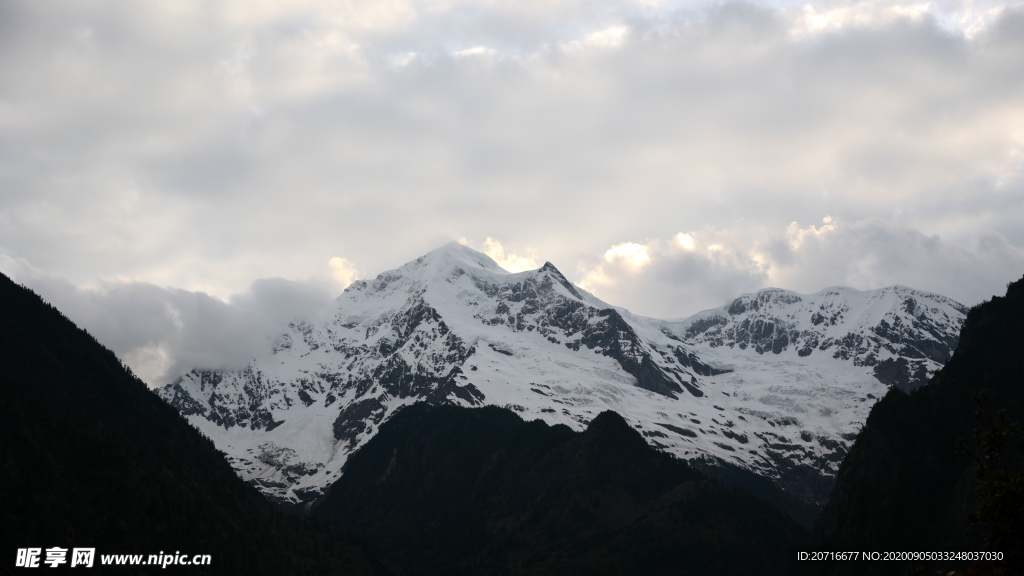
[2,0,1023,385]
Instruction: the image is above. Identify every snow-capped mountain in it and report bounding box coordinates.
[677,285,964,391]
[156,242,967,510]
[665,284,966,505]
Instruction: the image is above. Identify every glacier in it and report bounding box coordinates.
[156,242,967,511]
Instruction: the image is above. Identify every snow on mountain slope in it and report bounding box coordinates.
[675,286,966,391]
[655,285,968,505]
[156,243,967,511]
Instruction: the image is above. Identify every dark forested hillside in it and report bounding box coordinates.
[804,275,1024,576]
[315,403,808,576]
[0,273,389,575]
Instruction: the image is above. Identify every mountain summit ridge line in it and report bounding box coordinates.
[155,242,967,512]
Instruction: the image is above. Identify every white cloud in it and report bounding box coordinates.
[328,256,361,288]
[0,0,1022,369]
[1,254,336,387]
[580,242,655,292]
[785,217,838,251]
[789,2,931,39]
[3,2,1021,298]
[605,241,651,266]
[0,237,530,384]
[561,25,630,52]
[454,46,497,58]
[575,217,1024,318]
[459,237,542,272]
[784,0,1015,39]
[675,233,695,251]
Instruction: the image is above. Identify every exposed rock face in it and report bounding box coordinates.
[671,285,966,509]
[157,243,966,512]
[679,286,966,392]
[158,243,715,507]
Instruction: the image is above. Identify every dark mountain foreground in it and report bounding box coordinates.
[314,402,809,576]
[804,275,1024,576]
[0,272,390,575]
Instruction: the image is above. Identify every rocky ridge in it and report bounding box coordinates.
[156,243,966,511]
[678,285,966,391]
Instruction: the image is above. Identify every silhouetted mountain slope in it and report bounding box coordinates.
[0,273,389,575]
[315,403,808,576]
[805,275,1024,576]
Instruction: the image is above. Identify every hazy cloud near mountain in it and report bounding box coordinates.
[4,216,1021,386]
[0,255,336,385]
[578,218,1024,318]
[1,0,1023,382]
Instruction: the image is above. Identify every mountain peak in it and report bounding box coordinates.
[366,244,589,302]
[157,244,968,514]
[410,242,504,273]
[678,283,967,390]
[537,261,584,300]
